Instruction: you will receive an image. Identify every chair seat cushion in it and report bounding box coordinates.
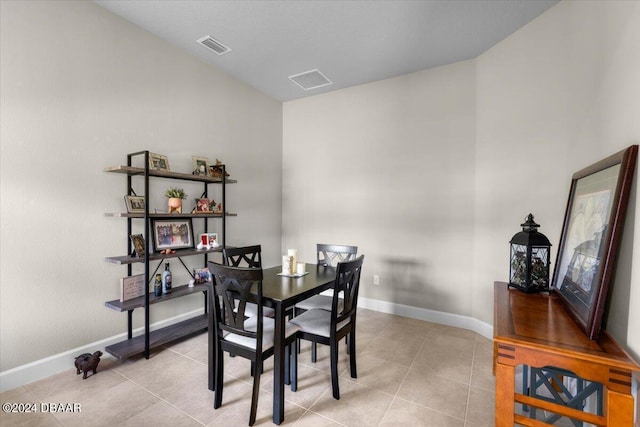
[241,302,276,318]
[224,316,299,351]
[294,294,343,311]
[289,309,350,338]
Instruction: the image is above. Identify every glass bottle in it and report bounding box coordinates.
[162,262,172,294]
[154,274,162,297]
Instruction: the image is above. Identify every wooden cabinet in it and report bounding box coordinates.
[103,151,236,359]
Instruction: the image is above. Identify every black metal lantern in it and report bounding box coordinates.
[509,213,552,293]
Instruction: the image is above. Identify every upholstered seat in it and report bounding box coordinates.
[225,316,299,351]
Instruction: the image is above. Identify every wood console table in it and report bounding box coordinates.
[493,281,639,426]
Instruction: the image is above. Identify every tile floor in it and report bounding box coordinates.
[0,308,496,426]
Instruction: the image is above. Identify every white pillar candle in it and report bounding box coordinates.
[296,262,305,275]
[282,255,294,275]
[287,249,297,267]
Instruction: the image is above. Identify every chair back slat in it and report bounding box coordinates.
[223,245,262,268]
[209,262,263,344]
[332,255,364,326]
[317,244,358,267]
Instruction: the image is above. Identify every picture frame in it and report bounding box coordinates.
[149,152,170,171]
[151,218,194,252]
[124,195,145,213]
[195,198,210,213]
[192,156,209,176]
[193,267,212,284]
[129,234,146,258]
[199,232,219,248]
[552,145,637,340]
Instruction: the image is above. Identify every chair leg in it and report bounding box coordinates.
[330,341,340,399]
[214,347,224,409]
[290,339,298,392]
[346,333,350,354]
[284,344,290,385]
[349,330,357,378]
[249,362,262,426]
[311,342,317,363]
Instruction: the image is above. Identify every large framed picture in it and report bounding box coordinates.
[149,152,170,171]
[124,195,145,213]
[552,145,637,340]
[151,218,194,252]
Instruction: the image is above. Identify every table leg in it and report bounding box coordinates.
[208,291,215,391]
[495,362,515,427]
[273,304,285,424]
[605,388,634,426]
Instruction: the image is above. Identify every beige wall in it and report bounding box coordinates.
[0,1,283,372]
[284,1,640,359]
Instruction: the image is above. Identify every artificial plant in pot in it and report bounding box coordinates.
[165,187,187,214]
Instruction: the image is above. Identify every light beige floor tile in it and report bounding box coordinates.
[419,330,475,362]
[379,397,465,427]
[361,334,424,367]
[430,324,479,341]
[0,386,63,427]
[262,363,332,410]
[206,389,305,426]
[51,379,160,427]
[413,343,473,385]
[465,386,495,427]
[294,411,344,426]
[397,364,469,420]
[338,353,409,395]
[470,354,495,391]
[120,400,201,427]
[163,331,208,356]
[309,378,394,427]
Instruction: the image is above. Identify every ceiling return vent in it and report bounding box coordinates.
[196,35,232,55]
[288,69,333,91]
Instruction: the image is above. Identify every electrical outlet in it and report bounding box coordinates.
[373,274,380,285]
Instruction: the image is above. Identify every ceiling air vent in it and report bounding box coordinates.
[196,35,231,55]
[288,69,333,91]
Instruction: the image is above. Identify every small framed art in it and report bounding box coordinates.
[151,218,194,252]
[124,195,145,213]
[121,274,146,302]
[129,234,146,258]
[149,153,170,171]
[195,198,210,213]
[192,156,209,176]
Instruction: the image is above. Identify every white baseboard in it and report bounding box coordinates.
[1,299,493,393]
[358,296,493,340]
[0,308,204,393]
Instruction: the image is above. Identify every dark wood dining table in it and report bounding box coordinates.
[207,262,337,425]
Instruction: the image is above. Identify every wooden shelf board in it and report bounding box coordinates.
[104,315,208,360]
[104,165,237,184]
[105,247,224,265]
[105,283,210,312]
[105,212,237,218]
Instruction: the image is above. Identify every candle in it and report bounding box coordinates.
[282,255,294,275]
[296,262,305,275]
[287,249,297,267]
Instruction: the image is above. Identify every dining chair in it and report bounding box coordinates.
[290,255,364,399]
[222,245,275,318]
[209,262,299,426]
[294,244,358,361]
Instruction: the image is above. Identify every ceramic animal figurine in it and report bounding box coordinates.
[74,351,103,379]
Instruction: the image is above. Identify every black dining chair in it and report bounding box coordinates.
[294,244,358,361]
[208,262,299,426]
[290,255,364,400]
[222,245,275,318]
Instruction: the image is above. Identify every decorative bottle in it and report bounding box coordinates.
[162,263,172,294]
[154,274,162,297]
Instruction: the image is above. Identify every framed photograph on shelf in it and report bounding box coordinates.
[552,144,637,340]
[120,274,146,302]
[195,198,210,213]
[129,234,146,258]
[192,156,209,176]
[193,267,211,284]
[149,152,170,171]
[124,195,145,213]
[151,218,194,252]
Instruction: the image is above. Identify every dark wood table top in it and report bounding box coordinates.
[493,281,639,370]
[260,263,337,306]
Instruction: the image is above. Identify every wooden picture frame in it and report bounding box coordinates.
[124,195,145,213]
[151,218,194,252]
[129,234,146,258]
[192,156,209,176]
[149,152,170,171]
[552,145,637,340]
[195,198,210,213]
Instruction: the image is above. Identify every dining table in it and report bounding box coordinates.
[207,262,338,425]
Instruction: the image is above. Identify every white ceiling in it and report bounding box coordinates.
[94,0,558,102]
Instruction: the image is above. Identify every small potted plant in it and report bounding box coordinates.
[165,187,187,214]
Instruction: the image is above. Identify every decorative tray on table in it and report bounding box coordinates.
[277,271,309,278]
